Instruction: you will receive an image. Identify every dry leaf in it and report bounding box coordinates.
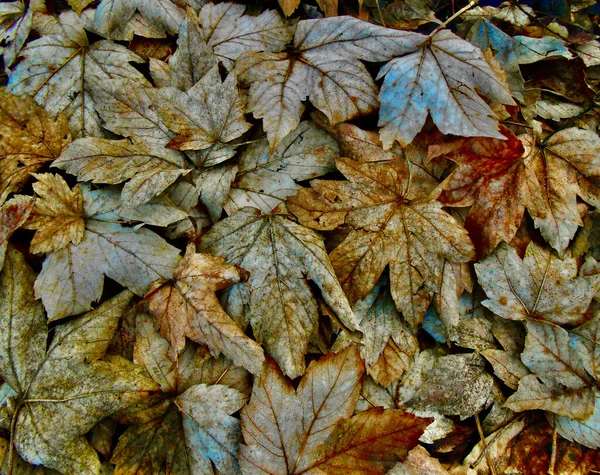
[0,90,70,204]
[146,247,265,374]
[288,157,474,330]
[200,207,359,378]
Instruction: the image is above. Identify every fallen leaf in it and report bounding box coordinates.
[429,126,540,256]
[200,207,359,378]
[235,16,423,149]
[21,173,84,254]
[33,179,181,321]
[288,157,475,330]
[0,246,159,474]
[153,67,251,160]
[146,247,265,374]
[225,121,338,214]
[8,23,148,138]
[240,345,432,474]
[521,128,600,253]
[0,195,34,270]
[378,29,514,148]
[0,89,71,204]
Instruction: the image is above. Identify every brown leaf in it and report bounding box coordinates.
[288,157,474,330]
[429,126,539,256]
[146,247,265,375]
[0,195,34,270]
[22,174,85,255]
[0,90,70,204]
[278,0,301,16]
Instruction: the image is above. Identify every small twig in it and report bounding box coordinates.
[429,0,479,38]
[360,392,377,408]
[475,413,498,475]
[548,428,557,475]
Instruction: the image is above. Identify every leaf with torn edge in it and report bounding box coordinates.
[200,207,359,379]
[31,175,181,321]
[8,23,148,138]
[146,247,265,375]
[288,157,475,330]
[240,345,432,474]
[0,195,34,270]
[225,121,338,214]
[378,29,514,148]
[0,246,159,474]
[0,89,71,204]
[235,16,423,149]
[475,242,600,326]
[153,67,251,163]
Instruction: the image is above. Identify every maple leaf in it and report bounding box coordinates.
[52,137,190,207]
[428,126,542,256]
[0,247,159,474]
[334,275,419,387]
[475,242,600,326]
[149,13,217,91]
[235,16,423,149]
[225,121,339,214]
[0,89,71,204]
[200,207,359,378]
[378,29,514,148]
[21,173,85,254]
[28,175,181,321]
[521,128,600,254]
[152,67,251,159]
[8,23,148,138]
[200,2,294,70]
[240,345,432,474]
[468,19,573,100]
[111,311,250,474]
[145,246,265,374]
[94,0,185,38]
[288,157,475,330]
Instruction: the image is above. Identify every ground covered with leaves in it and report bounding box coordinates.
[1,0,600,473]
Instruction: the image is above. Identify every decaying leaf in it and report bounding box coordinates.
[235,16,423,149]
[521,128,600,254]
[0,246,159,474]
[146,247,265,374]
[200,207,359,378]
[0,195,34,270]
[225,121,338,214]
[0,89,71,204]
[32,178,181,321]
[240,345,432,474]
[288,157,475,330]
[153,67,251,161]
[429,126,539,256]
[475,241,600,326]
[8,23,148,137]
[111,311,250,474]
[378,29,514,148]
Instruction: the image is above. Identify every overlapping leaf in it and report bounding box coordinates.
[28,175,181,321]
[240,346,431,474]
[200,207,359,378]
[288,157,475,330]
[0,247,159,474]
[0,90,71,204]
[146,247,265,374]
[378,29,514,148]
[235,16,423,149]
[8,23,148,138]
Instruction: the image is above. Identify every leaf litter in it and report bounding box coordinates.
[1,0,600,474]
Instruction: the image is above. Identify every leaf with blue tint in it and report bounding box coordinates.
[551,390,600,449]
[378,29,514,149]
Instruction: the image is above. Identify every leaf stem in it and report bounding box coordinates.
[475,412,498,475]
[428,0,479,38]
